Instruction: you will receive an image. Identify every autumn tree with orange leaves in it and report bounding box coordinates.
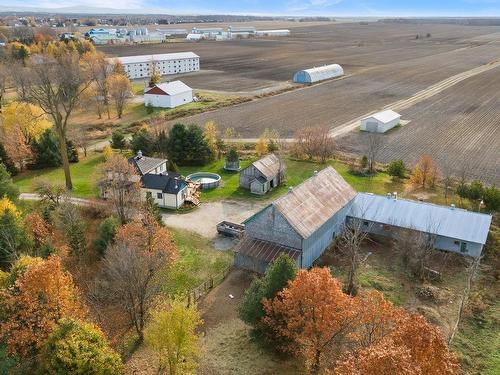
[95,214,177,342]
[263,268,459,375]
[263,268,358,373]
[410,154,439,189]
[0,255,85,361]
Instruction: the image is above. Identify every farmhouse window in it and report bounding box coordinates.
[157,193,163,199]
[454,240,460,245]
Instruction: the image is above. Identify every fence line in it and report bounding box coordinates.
[186,265,232,307]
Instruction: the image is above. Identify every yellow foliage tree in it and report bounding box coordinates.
[0,197,18,217]
[145,299,202,375]
[103,144,113,160]
[1,101,52,143]
[255,137,268,156]
[204,121,218,156]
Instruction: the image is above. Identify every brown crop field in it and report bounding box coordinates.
[339,65,500,184]
[99,22,500,183]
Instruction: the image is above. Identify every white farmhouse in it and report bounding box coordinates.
[144,81,193,108]
[360,110,401,133]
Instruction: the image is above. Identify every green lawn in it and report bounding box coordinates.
[180,157,404,202]
[13,153,104,198]
[159,228,234,296]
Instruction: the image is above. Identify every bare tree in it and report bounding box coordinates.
[0,63,7,110]
[441,161,455,204]
[366,133,384,174]
[95,217,176,342]
[395,221,440,281]
[81,51,111,119]
[294,126,335,163]
[98,154,141,223]
[9,61,32,102]
[25,51,91,189]
[69,126,92,158]
[106,73,132,119]
[32,178,68,207]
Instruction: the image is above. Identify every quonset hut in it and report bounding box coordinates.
[293,64,344,83]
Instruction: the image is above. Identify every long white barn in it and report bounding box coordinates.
[110,52,200,80]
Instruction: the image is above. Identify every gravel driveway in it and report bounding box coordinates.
[161,199,269,238]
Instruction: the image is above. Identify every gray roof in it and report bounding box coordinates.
[110,52,199,65]
[273,167,357,239]
[128,155,166,176]
[141,173,186,194]
[145,80,192,96]
[250,154,281,180]
[350,193,492,245]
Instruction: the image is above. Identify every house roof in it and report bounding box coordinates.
[364,110,401,124]
[111,52,199,65]
[141,172,186,194]
[236,237,301,263]
[144,81,192,96]
[350,193,492,245]
[128,154,166,176]
[249,154,281,180]
[273,167,357,239]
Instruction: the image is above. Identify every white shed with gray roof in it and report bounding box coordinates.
[239,154,284,195]
[361,110,401,133]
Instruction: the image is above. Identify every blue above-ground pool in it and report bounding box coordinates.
[187,172,221,189]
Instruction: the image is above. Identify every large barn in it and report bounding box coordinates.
[236,167,357,273]
[293,64,344,83]
[144,81,193,108]
[235,167,492,273]
[110,52,200,80]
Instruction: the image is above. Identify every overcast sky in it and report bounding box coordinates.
[2,0,500,16]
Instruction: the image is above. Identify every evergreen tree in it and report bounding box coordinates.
[0,164,20,201]
[387,159,406,180]
[110,130,127,152]
[30,129,61,169]
[0,142,18,176]
[167,123,213,166]
[483,185,500,212]
[0,210,23,270]
[94,217,119,257]
[66,139,79,163]
[238,254,297,333]
[130,128,155,156]
[154,129,169,158]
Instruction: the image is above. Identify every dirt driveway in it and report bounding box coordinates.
[161,199,269,238]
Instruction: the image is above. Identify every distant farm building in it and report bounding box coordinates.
[239,154,284,195]
[255,29,290,37]
[144,81,193,108]
[361,110,401,133]
[110,52,200,80]
[235,167,492,273]
[293,64,344,83]
[186,33,205,41]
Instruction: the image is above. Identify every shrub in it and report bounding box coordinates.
[360,155,368,169]
[42,318,124,374]
[0,164,20,201]
[387,159,406,179]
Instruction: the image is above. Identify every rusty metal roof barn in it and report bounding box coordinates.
[251,153,281,179]
[351,193,492,245]
[274,166,357,238]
